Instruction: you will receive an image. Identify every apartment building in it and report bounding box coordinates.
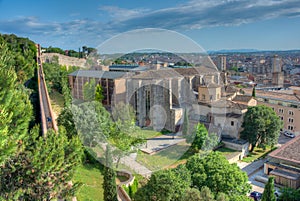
[243,87,300,135]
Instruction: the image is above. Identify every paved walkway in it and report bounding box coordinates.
[240,158,266,176]
[120,153,152,177]
[140,134,186,154]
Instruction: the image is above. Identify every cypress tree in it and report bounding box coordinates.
[103,145,118,201]
[261,177,276,201]
[182,109,189,135]
[252,87,256,97]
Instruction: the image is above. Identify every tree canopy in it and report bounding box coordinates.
[240,105,283,152]
[186,152,251,195]
[134,165,191,201]
[0,40,32,165]
[0,127,83,200]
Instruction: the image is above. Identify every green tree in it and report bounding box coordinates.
[95,84,104,102]
[279,187,300,201]
[228,194,253,201]
[182,109,189,135]
[202,132,219,151]
[199,186,215,201]
[230,66,238,72]
[72,101,113,147]
[186,152,251,196]
[261,177,276,201]
[187,123,208,152]
[252,87,256,97]
[240,105,283,152]
[0,126,83,200]
[112,102,136,132]
[83,79,96,101]
[0,41,32,165]
[134,165,191,201]
[103,145,118,201]
[216,193,229,201]
[181,188,201,201]
[57,107,77,139]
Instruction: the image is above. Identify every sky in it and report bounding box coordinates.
[0,0,299,51]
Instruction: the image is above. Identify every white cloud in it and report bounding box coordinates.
[1,0,299,49]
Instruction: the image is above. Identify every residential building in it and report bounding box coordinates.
[243,87,300,135]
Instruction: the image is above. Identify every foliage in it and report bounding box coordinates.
[252,87,256,97]
[123,179,138,198]
[83,79,96,101]
[103,145,118,201]
[203,132,219,151]
[278,187,300,201]
[112,102,136,133]
[57,107,78,139]
[261,177,276,201]
[44,46,65,55]
[134,165,191,201]
[228,194,253,201]
[0,41,32,165]
[187,123,208,152]
[230,66,238,72]
[240,105,283,152]
[182,109,189,135]
[72,101,113,147]
[42,62,78,94]
[181,188,202,201]
[186,152,251,196]
[0,34,37,83]
[95,84,104,102]
[187,123,219,152]
[0,126,84,200]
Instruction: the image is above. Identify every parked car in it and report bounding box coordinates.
[283,131,295,138]
[250,191,262,201]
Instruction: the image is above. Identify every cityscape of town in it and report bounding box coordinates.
[0,0,300,201]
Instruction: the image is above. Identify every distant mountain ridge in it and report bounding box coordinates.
[208,49,300,54]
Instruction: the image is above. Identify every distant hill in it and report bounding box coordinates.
[208,49,300,54]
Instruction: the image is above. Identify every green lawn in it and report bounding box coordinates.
[241,146,276,163]
[130,128,165,139]
[49,90,65,115]
[73,163,104,201]
[136,142,192,171]
[215,147,240,160]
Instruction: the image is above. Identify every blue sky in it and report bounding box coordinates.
[0,0,299,51]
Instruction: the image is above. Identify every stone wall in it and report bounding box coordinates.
[42,53,88,68]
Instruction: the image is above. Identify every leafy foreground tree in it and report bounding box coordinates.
[103,145,118,201]
[261,177,276,201]
[240,105,282,152]
[186,152,251,196]
[0,41,32,165]
[0,126,83,200]
[278,187,300,201]
[134,165,191,201]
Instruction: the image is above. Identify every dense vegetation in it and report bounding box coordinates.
[0,34,84,200]
[44,46,97,58]
[134,152,251,201]
[0,34,37,83]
